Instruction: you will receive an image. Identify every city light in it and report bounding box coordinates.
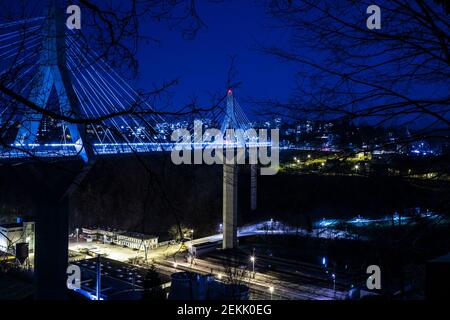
[1,2,447,304]
[250,255,256,273]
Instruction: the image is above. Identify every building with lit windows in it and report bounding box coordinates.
[80,227,158,250]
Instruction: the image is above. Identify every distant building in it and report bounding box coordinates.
[0,221,35,256]
[80,227,158,250]
[115,232,158,250]
[188,241,218,257]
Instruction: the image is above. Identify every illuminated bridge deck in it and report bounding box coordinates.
[0,142,273,160]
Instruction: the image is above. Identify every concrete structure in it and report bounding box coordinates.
[250,164,257,210]
[222,89,239,250]
[0,221,35,256]
[14,4,92,162]
[223,163,238,249]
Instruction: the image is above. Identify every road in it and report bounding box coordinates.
[154,253,348,300]
[68,220,364,300]
[69,219,361,263]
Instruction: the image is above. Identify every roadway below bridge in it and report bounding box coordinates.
[69,219,362,264]
[153,251,350,300]
[68,219,364,300]
[192,219,364,246]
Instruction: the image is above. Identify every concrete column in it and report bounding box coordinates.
[250,164,257,211]
[223,163,237,249]
[34,193,69,299]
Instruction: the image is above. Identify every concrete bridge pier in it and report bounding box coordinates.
[250,164,257,211]
[222,163,237,249]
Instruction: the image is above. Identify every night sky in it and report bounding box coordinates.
[135,0,295,115]
[3,0,448,127]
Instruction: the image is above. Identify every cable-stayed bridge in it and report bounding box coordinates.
[0,6,273,298]
[0,11,263,163]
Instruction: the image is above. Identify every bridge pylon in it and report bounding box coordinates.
[222,89,239,249]
[15,2,95,300]
[14,2,94,163]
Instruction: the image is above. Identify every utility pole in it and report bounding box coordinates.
[96,254,102,300]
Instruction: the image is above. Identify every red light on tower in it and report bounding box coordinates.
[227,88,233,95]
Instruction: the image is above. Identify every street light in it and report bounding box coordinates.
[250,256,255,273]
[190,229,195,249]
[269,286,274,299]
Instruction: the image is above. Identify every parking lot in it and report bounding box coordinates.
[69,239,183,263]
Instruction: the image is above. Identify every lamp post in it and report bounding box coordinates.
[250,255,255,274]
[269,286,274,300]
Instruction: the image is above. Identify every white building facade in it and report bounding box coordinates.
[0,221,35,255]
[80,227,158,250]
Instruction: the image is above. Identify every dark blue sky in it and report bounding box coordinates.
[135,0,294,115]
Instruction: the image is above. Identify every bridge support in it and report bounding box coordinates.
[25,3,95,299]
[250,164,257,211]
[14,2,93,163]
[223,163,237,249]
[34,191,69,299]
